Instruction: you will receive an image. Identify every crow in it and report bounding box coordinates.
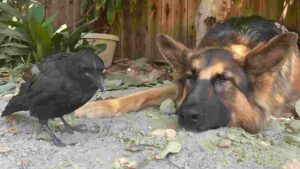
[1,50,105,147]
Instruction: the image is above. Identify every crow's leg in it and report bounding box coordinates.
[60,117,87,133]
[39,119,66,147]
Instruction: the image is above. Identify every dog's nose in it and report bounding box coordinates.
[178,110,201,122]
[187,111,200,122]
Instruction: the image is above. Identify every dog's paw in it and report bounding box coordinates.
[75,100,118,118]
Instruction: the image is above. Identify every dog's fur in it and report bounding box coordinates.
[75,16,300,133]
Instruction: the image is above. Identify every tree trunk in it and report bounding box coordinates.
[194,0,233,47]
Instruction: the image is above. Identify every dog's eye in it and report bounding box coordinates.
[213,74,231,93]
[187,69,197,82]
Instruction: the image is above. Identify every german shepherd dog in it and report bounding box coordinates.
[75,16,300,133]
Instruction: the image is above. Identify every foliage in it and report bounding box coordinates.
[80,0,123,34]
[0,1,102,72]
[0,1,57,67]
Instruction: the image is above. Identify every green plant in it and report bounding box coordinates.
[0,1,57,65]
[0,1,103,70]
[80,0,123,34]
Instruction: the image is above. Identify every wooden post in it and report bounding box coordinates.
[194,0,233,47]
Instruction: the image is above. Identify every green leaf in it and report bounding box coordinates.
[95,43,106,54]
[67,18,97,51]
[0,53,10,60]
[42,11,58,34]
[0,19,23,28]
[28,17,52,62]
[0,28,29,42]
[0,2,22,19]
[36,40,43,62]
[115,0,123,11]
[42,11,58,27]
[29,3,45,23]
[0,32,6,43]
[95,0,105,10]
[3,47,29,56]
[80,0,89,15]
[1,43,29,49]
[107,0,116,26]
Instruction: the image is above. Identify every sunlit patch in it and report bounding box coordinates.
[230,44,250,63]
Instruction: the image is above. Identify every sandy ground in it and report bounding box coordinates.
[0,87,300,169]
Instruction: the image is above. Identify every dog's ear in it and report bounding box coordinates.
[245,32,298,75]
[156,33,189,71]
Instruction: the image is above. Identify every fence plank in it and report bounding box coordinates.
[121,0,134,59]
[174,0,188,45]
[161,0,175,37]
[297,0,300,32]
[133,0,148,59]
[147,0,162,61]
[283,0,297,30]
[39,0,300,62]
[187,0,198,48]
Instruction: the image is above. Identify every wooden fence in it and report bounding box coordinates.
[44,0,300,62]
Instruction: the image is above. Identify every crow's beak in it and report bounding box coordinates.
[85,72,106,92]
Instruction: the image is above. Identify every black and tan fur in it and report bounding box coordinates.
[75,16,300,133]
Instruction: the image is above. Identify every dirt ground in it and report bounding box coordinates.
[1,87,300,169]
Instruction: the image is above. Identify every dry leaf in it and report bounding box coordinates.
[0,147,12,153]
[113,158,137,169]
[151,129,176,141]
[281,159,300,169]
[154,141,181,160]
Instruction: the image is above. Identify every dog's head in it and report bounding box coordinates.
[156,32,299,132]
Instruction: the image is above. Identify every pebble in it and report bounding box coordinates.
[226,133,236,141]
[159,99,176,114]
[218,139,232,148]
[217,131,226,138]
[287,120,300,132]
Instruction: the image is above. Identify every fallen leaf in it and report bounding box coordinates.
[0,147,12,153]
[0,81,15,94]
[281,159,300,169]
[113,157,137,169]
[151,129,176,141]
[154,141,181,160]
[5,114,27,125]
[20,159,29,168]
[124,143,158,152]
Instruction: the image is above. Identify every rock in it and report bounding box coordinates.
[263,119,285,137]
[160,99,176,114]
[218,131,226,138]
[226,133,236,141]
[287,120,300,133]
[218,139,232,148]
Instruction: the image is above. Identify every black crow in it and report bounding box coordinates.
[1,50,105,147]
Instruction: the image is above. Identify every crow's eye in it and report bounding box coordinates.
[81,67,91,72]
[213,74,232,93]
